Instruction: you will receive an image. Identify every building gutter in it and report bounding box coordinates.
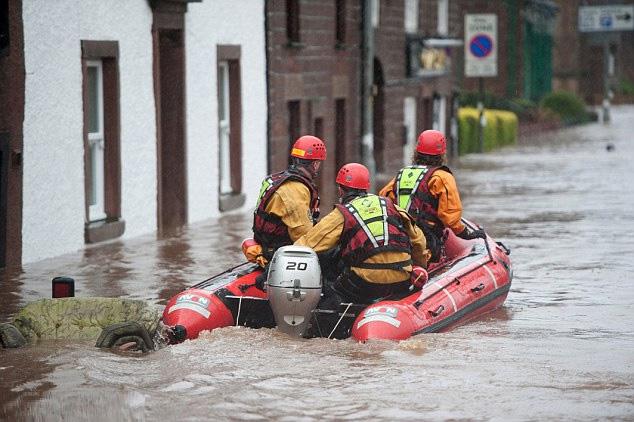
[360,0,376,190]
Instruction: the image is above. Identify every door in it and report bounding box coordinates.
[156,29,187,233]
[523,22,553,102]
[0,133,8,267]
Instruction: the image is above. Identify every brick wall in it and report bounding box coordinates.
[374,0,456,186]
[554,0,634,105]
[454,0,522,98]
[266,0,361,209]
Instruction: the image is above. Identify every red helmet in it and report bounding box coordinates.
[416,130,447,155]
[336,163,370,190]
[291,135,327,161]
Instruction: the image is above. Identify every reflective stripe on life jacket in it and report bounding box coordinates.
[395,165,451,238]
[336,194,412,270]
[252,169,319,258]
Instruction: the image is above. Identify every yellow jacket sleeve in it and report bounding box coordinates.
[396,206,429,267]
[265,180,314,241]
[428,170,465,234]
[294,208,344,253]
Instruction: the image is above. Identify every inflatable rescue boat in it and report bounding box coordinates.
[161,220,512,343]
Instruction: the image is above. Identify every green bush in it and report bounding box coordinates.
[458,108,518,155]
[539,90,593,125]
[459,91,537,121]
[618,78,634,96]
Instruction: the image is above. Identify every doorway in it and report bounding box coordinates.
[156,29,187,233]
[0,133,7,267]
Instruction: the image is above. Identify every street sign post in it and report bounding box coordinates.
[464,14,497,152]
[464,14,498,77]
[578,5,633,124]
[579,5,634,32]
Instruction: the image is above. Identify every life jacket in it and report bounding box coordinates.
[252,169,319,259]
[394,165,451,238]
[336,194,412,271]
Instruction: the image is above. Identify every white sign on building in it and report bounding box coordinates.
[464,14,498,78]
[579,5,634,32]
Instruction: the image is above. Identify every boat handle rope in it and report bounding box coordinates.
[461,219,496,265]
[236,295,244,326]
[328,302,353,340]
[225,295,270,326]
[471,283,485,292]
[429,305,445,317]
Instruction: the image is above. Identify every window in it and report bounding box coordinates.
[335,0,346,46]
[371,0,380,28]
[335,99,346,171]
[81,40,123,243]
[404,0,419,33]
[0,0,9,57]
[218,62,231,195]
[437,0,448,36]
[313,117,325,189]
[287,100,301,165]
[217,45,244,212]
[86,60,106,221]
[403,97,417,165]
[286,0,300,44]
[432,94,446,135]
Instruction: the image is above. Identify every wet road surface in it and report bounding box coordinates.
[2,106,634,421]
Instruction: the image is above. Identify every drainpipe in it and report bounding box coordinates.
[264,0,272,172]
[361,0,376,191]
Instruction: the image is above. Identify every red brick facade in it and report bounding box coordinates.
[373,0,458,184]
[266,0,461,203]
[266,0,362,208]
[454,0,524,98]
[554,0,634,105]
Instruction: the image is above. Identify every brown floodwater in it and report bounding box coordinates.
[2,107,634,421]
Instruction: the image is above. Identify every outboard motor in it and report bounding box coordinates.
[266,246,322,337]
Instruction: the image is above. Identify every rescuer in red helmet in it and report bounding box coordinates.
[295,163,427,306]
[246,135,327,268]
[379,130,485,263]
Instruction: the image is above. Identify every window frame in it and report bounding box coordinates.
[81,40,124,243]
[217,61,232,195]
[371,0,380,28]
[0,0,9,57]
[86,59,106,222]
[404,0,419,34]
[286,0,301,45]
[216,45,245,212]
[437,0,449,36]
[335,0,346,47]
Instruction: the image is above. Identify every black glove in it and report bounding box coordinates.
[457,227,486,240]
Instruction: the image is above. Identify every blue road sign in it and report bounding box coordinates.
[600,14,613,28]
[469,34,493,58]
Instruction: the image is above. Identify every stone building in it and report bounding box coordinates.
[266,0,363,209]
[553,0,634,105]
[266,0,463,204]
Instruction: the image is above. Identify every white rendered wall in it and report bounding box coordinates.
[186,0,268,222]
[22,1,157,263]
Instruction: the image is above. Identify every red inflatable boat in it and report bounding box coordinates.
[162,223,512,343]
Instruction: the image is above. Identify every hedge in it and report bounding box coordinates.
[539,91,597,125]
[457,107,518,155]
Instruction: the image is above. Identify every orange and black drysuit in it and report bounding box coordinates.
[295,193,427,304]
[252,169,320,261]
[380,165,465,262]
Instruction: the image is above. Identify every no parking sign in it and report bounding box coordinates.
[465,14,498,77]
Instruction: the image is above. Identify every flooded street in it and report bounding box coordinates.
[2,106,634,421]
